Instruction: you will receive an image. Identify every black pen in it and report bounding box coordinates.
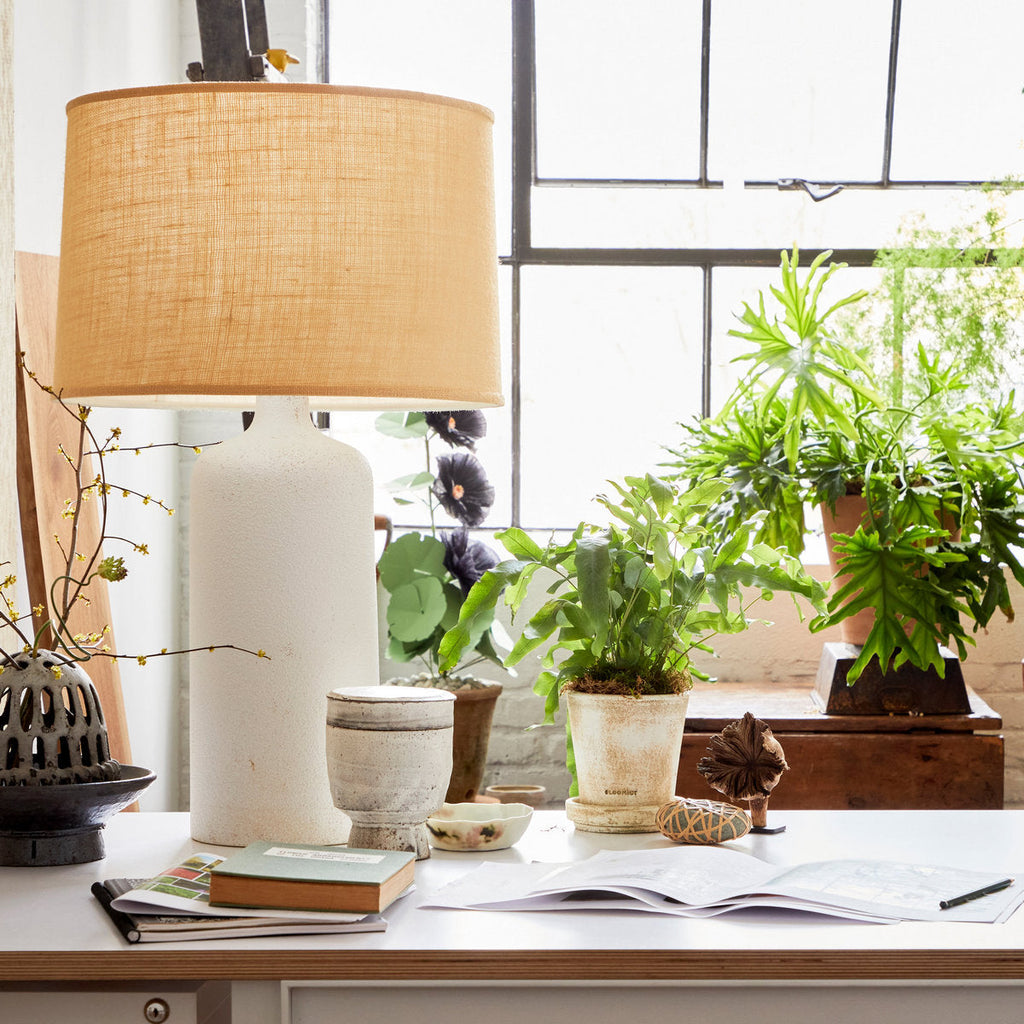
[939,878,1014,910]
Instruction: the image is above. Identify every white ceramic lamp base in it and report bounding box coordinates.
[189,397,380,846]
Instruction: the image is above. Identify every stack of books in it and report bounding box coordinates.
[93,842,415,944]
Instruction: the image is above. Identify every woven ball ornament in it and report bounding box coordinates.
[656,797,752,845]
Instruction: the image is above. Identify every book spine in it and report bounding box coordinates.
[91,881,141,944]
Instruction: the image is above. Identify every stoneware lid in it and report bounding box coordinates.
[327,685,455,730]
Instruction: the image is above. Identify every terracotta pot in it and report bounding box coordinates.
[447,683,502,803]
[822,495,960,649]
[385,676,502,803]
[821,495,877,646]
[564,690,690,834]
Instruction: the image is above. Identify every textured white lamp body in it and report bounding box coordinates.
[188,397,376,845]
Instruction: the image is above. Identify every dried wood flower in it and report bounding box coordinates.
[696,711,788,827]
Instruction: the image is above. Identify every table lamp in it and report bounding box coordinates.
[52,83,501,846]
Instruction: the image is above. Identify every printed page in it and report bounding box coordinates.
[532,846,782,905]
[764,859,1023,923]
[422,846,1021,923]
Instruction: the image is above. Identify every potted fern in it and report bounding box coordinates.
[668,249,1024,691]
[438,473,825,832]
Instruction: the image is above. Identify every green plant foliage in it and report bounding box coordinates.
[374,411,504,678]
[439,473,827,785]
[669,248,1024,682]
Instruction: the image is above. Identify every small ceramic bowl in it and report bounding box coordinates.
[485,784,547,807]
[426,801,533,852]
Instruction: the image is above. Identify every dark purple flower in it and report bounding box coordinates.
[432,452,495,527]
[442,528,500,595]
[424,410,487,450]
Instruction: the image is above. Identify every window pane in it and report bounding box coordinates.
[708,1,891,182]
[535,0,703,179]
[328,1,513,252]
[891,0,1024,180]
[519,266,703,527]
[532,181,982,250]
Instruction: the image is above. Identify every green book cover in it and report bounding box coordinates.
[211,842,415,887]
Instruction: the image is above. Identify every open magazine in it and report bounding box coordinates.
[423,845,1022,924]
[92,851,388,943]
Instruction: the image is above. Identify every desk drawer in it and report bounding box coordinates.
[0,981,227,1024]
[282,981,1023,1024]
[679,731,1004,809]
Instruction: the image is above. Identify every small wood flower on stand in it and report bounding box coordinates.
[696,711,789,832]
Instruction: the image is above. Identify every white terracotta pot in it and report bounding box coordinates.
[565,690,690,833]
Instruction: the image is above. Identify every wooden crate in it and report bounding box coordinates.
[677,681,1003,810]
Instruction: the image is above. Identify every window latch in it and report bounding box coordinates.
[777,178,844,202]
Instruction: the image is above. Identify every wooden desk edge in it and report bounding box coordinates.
[2,949,1023,982]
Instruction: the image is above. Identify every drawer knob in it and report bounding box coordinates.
[144,998,170,1022]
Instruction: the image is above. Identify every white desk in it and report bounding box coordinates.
[1,810,1023,1024]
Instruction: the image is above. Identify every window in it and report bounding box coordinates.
[328,0,1024,533]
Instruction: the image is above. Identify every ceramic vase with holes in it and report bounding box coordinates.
[565,690,690,834]
[0,651,154,865]
[326,685,454,859]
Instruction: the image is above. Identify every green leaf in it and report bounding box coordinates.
[506,598,569,665]
[384,471,434,493]
[646,474,675,518]
[375,411,427,438]
[377,532,446,591]
[385,577,446,642]
[386,633,435,663]
[437,559,530,673]
[532,670,560,725]
[496,527,546,562]
[575,534,611,640]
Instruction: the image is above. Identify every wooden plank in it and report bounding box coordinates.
[679,732,1004,810]
[14,251,132,767]
[686,680,1001,733]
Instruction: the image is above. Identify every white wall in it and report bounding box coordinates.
[14,0,184,808]
[0,0,13,620]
